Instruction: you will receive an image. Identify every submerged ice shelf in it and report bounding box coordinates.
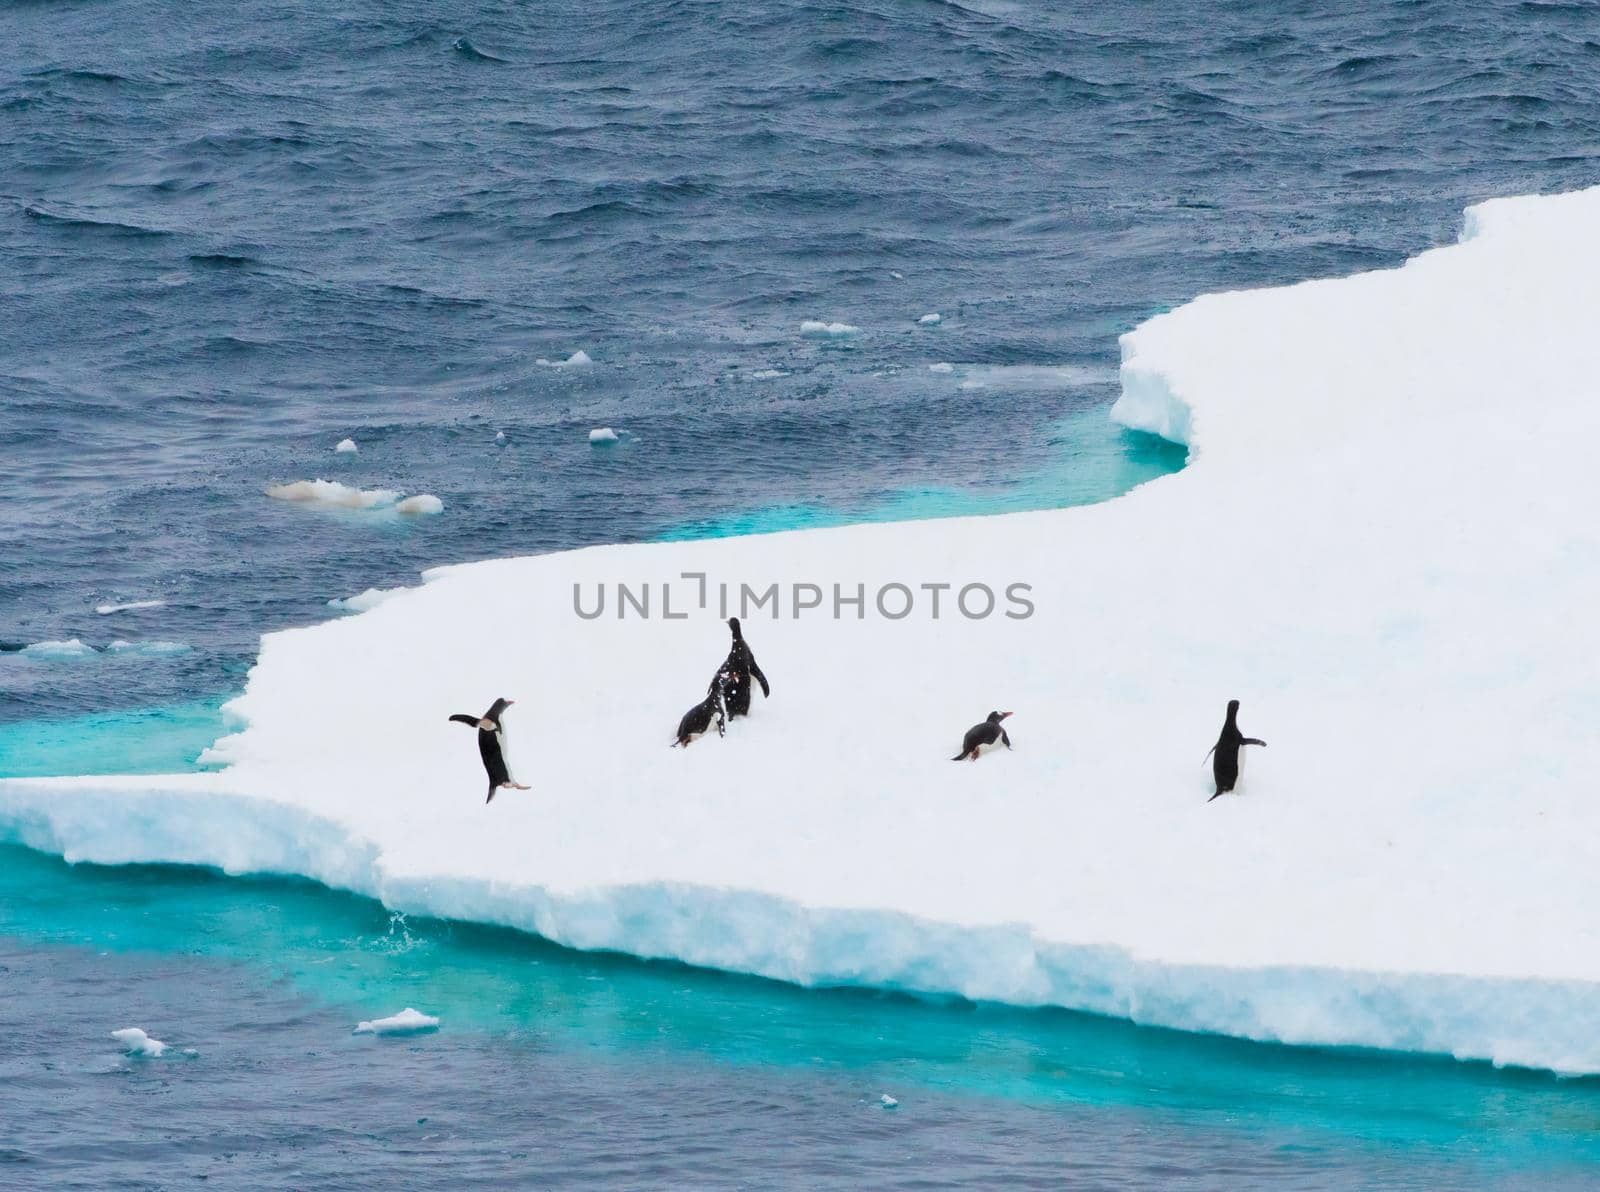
[6,188,1600,1074]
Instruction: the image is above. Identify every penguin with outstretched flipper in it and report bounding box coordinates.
[716,618,770,719]
[1205,699,1266,801]
[951,711,1013,761]
[448,697,530,802]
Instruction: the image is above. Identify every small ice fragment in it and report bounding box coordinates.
[111,1028,168,1057]
[929,362,954,374]
[266,479,400,509]
[750,369,787,380]
[396,494,444,516]
[880,1094,898,1108]
[589,427,620,444]
[800,320,859,337]
[495,431,506,444]
[353,1008,440,1036]
[890,271,904,279]
[335,438,358,454]
[19,639,97,659]
[95,599,165,615]
[918,313,941,325]
[537,350,592,368]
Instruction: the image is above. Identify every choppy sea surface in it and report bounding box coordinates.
[4,0,1600,1185]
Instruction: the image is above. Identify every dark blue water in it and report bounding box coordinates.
[6,0,1600,1183]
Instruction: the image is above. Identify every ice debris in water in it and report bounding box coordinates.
[105,640,190,657]
[335,438,358,454]
[800,320,858,337]
[918,313,941,325]
[589,427,620,444]
[111,1028,167,1057]
[17,639,98,659]
[396,494,444,516]
[353,1008,440,1036]
[495,431,506,444]
[537,350,592,368]
[94,599,164,615]
[880,1094,899,1108]
[267,479,401,509]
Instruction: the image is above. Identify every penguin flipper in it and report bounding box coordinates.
[1241,737,1267,747]
[449,714,481,727]
[1202,744,1217,765]
[950,751,967,762]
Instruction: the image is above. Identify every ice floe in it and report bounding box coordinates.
[111,1027,167,1057]
[10,187,1600,1075]
[335,438,358,454]
[353,1008,440,1036]
[800,320,859,337]
[588,427,620,444]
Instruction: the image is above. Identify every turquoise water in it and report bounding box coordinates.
[0,698,231,777]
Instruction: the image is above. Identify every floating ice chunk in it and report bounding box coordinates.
[353,1008,440,1036]
[928,362,954,374]
[800,320,859,338]
[495,431,506,444]
[335,438,358,454]
[105,640,190,657]
[890,271,904,280]
[266,479,401,509]
[537,350,593,368]
[17,639,97,660]
[879,1094,899,1108]
[749,369,787,380]
[588,427,620,445]
[111,1028,167,1057]
[95,599,165,616]
[328,588,408,614]
[396,495,444,516]
[918,313,941,325]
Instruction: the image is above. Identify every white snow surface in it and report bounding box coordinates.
[353,1008,440,1036]
[111,1028,167,1057]
[7,188,1600,1073]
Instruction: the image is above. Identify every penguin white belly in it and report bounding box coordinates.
[975,735,1002,756]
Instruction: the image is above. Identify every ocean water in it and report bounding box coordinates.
[6,0,1600,1183]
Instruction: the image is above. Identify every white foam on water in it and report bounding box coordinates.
[750,369,787,380]
[353,1008,440,1036]
[928,362,954,374]
[10,188,1600,1075]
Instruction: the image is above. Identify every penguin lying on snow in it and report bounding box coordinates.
[672,677,727,747]
[1205,699,1266,801]
[448,697,530,802]
[952,711,1012,761]
[717,617,770,719]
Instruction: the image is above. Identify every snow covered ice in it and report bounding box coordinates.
[353,1008,440,1036]
[8,188,1600,1074]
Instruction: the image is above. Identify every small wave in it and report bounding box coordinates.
[20,204,170,239]
[188,252,259,269]
[95,600,165,616]
[451,37,506,64]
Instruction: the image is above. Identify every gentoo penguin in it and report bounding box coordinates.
[1205,699,1266,801]
[672,678,726,747]
[448,697,530,802]
[951,711,1012,761]
[718,617,770,719]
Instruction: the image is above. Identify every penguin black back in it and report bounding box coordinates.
[719,616,770,718]
[952,710,1012,761]
[1206,699,1266,801]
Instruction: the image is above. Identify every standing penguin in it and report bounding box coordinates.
[672,676,727,747]
[951,711,1013,761]
[1205,699,1266,801]
[717,617,770,719]
[448,697,530,802]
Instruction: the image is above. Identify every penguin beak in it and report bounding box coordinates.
[1001,711,1013,719]
[504,700,516,707]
